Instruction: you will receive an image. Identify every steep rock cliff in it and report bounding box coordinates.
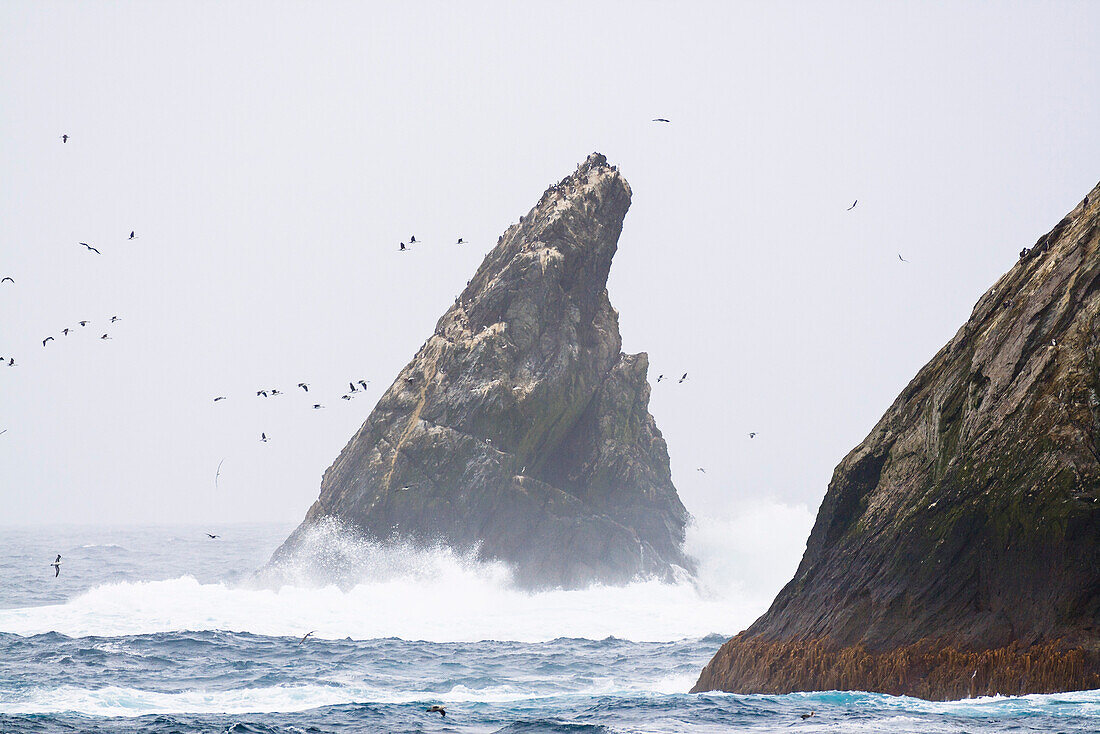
[273,154,693,589]
[694,183,1100,699]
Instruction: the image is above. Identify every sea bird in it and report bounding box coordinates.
[399,242,407,251]
[270,388,282,396]
[652,118,671,123]
[678,373,688,383]
[1,277,12,283]
[79,321,88,327]
[62,328,70,336]
[341,395,351,401]
[129,231,135,240]
[100,333,111,340]
[79,242,101,254]
[800,711,815,720]
[358,380,368,390]
[657,375,664,382]
[42,337,54,346]
[213,396,227,402]
[898,253,909,263]
[349,382,357,392]
[261,432,268,442]
[6,358,14,367]
[312,404,324,409]
[256,390,268,397]
[298,383,309,392]
[215,458,225,490]
[847,200,858,211]
[456,238,465,244]
[50,555,62,577]
[749,432,757,439]
[297,631,315,646]
[110,316,121,322]
[60,134,69,143]
[697,468,706,473]
[410,235,417,244]
[426,705,446,717]
[207,533,219,539]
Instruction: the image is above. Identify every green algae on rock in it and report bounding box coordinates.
[272,154,694,589]
[693,182,1100,700]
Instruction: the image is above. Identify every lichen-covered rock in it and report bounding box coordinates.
[694,182,1100,699]
[272,154,693,589]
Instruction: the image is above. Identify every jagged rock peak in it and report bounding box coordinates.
[693,179,1100,700]
[272,153,693,589]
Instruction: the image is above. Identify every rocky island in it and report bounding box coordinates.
[272,154,694,589]
[693,183,1100,699]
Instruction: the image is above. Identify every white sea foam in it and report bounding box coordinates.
[0,503,814,643]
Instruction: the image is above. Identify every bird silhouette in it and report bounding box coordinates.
[358,380,368,390]
[79,321,88,327]
[62,328,70,336]
[456,238,465,244]
[60,134,69,143]
[271,388,282,396]
[312,404,324,409]
[898,253,909,263]
[213,396,227,402]
[657,375,664,382]
[749,432,757,439]
[847,200,857,211]
[697,468,706,473]
[42,337,54,347]
[110,316,121,322]
[129,231,135,240]
[341,395,352,401]
[297,631,316,646]
[50,555,62,577]
[349,382,357,392]
[207,533,219,539]
[256,390,268,397]
[298,383,309,392]
[399,242,407,251]
[6,358,14,367]
[79,242,101,254]
[100,333,111,340]
[410,235,417,244]
[652,118,671,123]
[1,277,12,284]
[679,373,688,383]
[261,433,268,442]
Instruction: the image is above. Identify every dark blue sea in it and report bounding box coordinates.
[0,523,1096,733]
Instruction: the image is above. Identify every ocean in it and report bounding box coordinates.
[0,522,1096,733]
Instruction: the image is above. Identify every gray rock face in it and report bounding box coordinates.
[273,153,693,588]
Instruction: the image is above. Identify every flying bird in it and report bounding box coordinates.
[800,711,816,720]
[652,118,671,123]
[409,235,417,244]
[341,395,352,401]
[213,396,227,402]
[312,404,324,409]
[271,388,282,396]
[358,380,368,390]
[748,432,757,439]
[1,277,12,284]
[898,253,909,263]
[697,468,706,473]
[207,533,220,539]
[6,358,14,367]
[456,238,465,244]
[678,373,688,383]
[110,316,121,323]
[349,382,357,392]
[100,333,111,340]
[42,337,54,347]
[60,134,69,143]
[426,705,446,717]
[215,458,225,490]
[847,200,858,211]
[79,242,101,254]
[399,242,407,251]
[62,328,70,336]
[256,390,268,397]
[79,321,88,327]
[128,231,135,240]
[261,433,268,442]
[297,631,315,646]
[298,383,309,392]
[657,375,664,382]
[50,555,62,577]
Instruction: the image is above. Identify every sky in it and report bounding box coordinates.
[2,1,1098,531]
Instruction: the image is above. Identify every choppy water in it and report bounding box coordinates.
[0,522,1096,733]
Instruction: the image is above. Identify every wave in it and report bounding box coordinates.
[4,683,1097,718]
[0,505,814,643]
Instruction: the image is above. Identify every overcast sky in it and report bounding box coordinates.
[2,1,1098,529]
